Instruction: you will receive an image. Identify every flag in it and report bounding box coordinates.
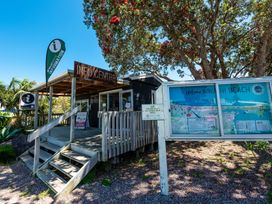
[45,39,66,84]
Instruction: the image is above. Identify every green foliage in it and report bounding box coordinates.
[245,141,270,152]
[101,178,112,187]
[84,0,272,79]
[81,169,96,184]
[0,116,11,129]
[19,191,29,197]
[0,126,22,143]
[37,189,51,199]
[0,144,16,164]
[267,189,272,204]
[142,174,151,180]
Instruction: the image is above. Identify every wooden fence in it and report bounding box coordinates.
[100,111,157,161]
[21,113,69,128]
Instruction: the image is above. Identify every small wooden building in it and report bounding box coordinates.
[20,61,163,197]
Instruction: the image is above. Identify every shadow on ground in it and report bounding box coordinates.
[0,141,271,204]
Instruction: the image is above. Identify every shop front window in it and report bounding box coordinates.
[100,94,107,111]
[121,90,133,111]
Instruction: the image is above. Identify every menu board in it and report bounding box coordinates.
[219,83,272,134]
[169,85,219,135]
[75,112,88,129]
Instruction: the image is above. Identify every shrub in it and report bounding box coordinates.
[0,144,16,164]
[0,116,11,129]
[0,126,22,143]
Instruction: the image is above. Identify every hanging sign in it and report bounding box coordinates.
[74,61,117,83]
[19,93,36,110]
[46,39,66,84]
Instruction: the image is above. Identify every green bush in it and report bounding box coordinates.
[0,144,16,164]
[0,116,11,129]
[0,126,22,143]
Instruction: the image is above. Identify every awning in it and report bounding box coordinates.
[31,69,129,96]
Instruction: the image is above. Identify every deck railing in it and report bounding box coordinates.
[100,111,157,161]
[21,113,69,128]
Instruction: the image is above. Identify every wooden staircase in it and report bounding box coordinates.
[20,141,61,170]
[20,140,98,197]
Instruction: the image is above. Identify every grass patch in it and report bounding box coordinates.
[234,167,247,176]
[265,172,272,179]
[0,144,16,165]
[267,188,272,204]
[142,174,151,180]
[137,158,146,167]
[19,191,29,197]
[191,171,205,178]
[37,189,50,199]
[81,169,96,185]
[101,178,112,187]
[178,160,185,168]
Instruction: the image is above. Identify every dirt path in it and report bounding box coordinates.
[0,141,271,203]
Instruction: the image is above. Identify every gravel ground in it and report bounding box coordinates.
[0,141,271,204]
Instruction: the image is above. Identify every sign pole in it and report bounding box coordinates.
[157,119,169,195]
[156,85,169,195]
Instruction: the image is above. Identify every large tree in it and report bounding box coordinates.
[83,0,272,79]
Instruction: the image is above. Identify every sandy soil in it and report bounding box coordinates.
[0,141,271,204]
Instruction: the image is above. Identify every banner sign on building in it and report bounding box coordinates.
[74,61,117,83]
[46,39,66,84]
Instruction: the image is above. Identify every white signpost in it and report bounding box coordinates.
[155,77,272,196]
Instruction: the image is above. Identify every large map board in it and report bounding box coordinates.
[165,78,272,139]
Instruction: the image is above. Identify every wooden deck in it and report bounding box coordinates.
[21,110,158,196]
[44,111,158,162]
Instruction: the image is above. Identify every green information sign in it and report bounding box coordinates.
[46,39,66,84]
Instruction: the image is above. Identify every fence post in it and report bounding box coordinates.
[132,112,136,151]
[102,113,108,161]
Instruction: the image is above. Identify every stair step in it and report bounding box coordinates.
[29,148,52,162]
[37,169,67,193]
[49,159,79,178]
[61,150,90,165]
[41,141,60,153]
[20,154,41,170]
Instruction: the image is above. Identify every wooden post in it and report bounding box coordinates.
[47,86,53,136]
[34,92,39,129]
[132,112,136,151]
[156,85,169,196]
[102,113,108,161]
[33,92,40,174]
[48,86,53,122]
[70,77,76,143]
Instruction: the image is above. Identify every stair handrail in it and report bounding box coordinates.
[28,106,80,142]
[29,106,80,174]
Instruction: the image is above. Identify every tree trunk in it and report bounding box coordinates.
[253,22,272,77]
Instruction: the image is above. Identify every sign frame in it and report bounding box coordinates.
[162,77,272,141]
[156,77,272,196]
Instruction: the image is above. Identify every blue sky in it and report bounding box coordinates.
[0,0,181,85]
